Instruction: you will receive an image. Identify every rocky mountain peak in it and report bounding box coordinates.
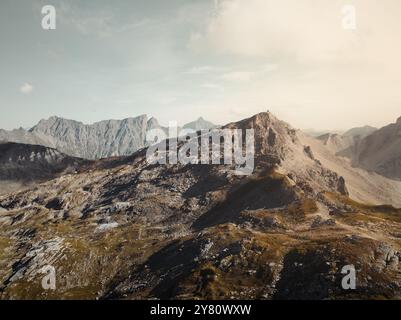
[225,111,298,160]
[30,116,82,134]
[147,117,161,130]
[183,116,217,131]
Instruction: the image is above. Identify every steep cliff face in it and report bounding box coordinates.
[0,116,152,159]
[29,115,151,159]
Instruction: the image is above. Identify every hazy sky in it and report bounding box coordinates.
[1,0,401,131]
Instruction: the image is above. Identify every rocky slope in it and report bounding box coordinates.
[338,117,401,180]
[300,132,401,207]
[0,112,401,300]
[0,115,216,160]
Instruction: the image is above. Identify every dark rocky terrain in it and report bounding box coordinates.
[0,142,88,195]
[0,112,400,300]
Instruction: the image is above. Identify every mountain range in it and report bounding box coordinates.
[338,117,401,180]
[0,116,218,160]
[315,125,378,154]
[1,111,401,300]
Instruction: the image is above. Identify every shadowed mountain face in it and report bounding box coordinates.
[0,116,217,160]
[0,142,88,195]
[1,112,401,300]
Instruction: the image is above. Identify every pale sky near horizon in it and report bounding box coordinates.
[1,0,401,131]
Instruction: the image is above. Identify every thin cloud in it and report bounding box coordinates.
[20,83,34,94]
[201,83,224,90]
[220,71,255,82]
[184,66,226,75]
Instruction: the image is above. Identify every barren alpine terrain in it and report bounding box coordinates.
[0,112,401,300]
